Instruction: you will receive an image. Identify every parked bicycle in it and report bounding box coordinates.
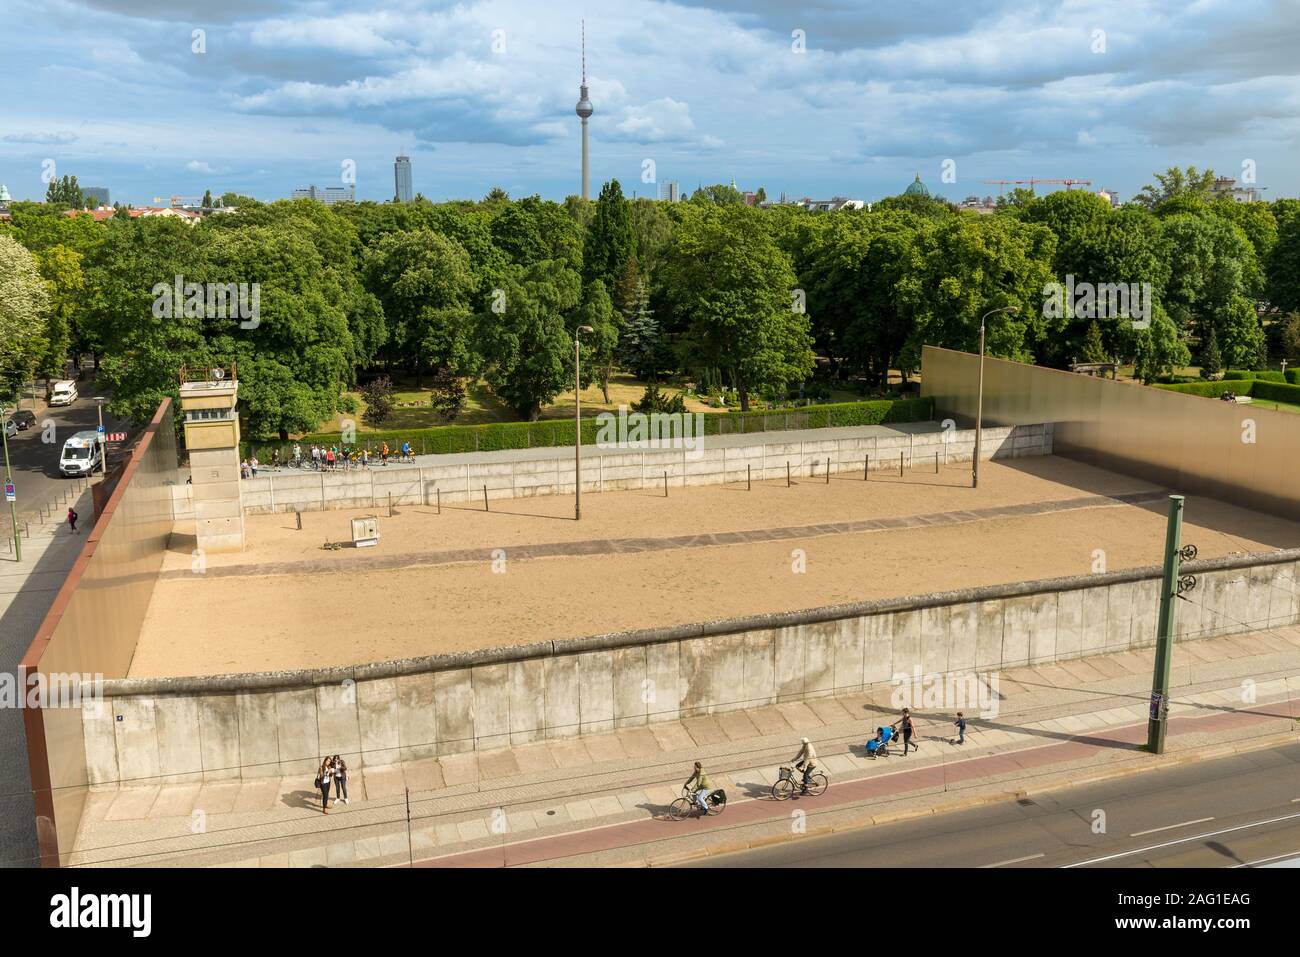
[668,785,727,821]
[771,765,828,800]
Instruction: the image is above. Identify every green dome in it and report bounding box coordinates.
[904,174,930,198]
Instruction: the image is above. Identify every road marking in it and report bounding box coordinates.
[1130,817,1214,837]
[1233,849,1300,868]
[980,853,1044,868]
[1064,810,1300,867]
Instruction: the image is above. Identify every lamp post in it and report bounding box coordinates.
[973,305,1019,489]
[574,325,594,520]
[93,396,107,475]
[1,407,19,562]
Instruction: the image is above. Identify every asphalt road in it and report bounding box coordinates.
[686,740,1300,868]
[2,377,134,529]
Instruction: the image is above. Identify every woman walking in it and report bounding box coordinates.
[316,756,334,813]
[332,755,349,805]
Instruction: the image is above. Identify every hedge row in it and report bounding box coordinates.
[1154,379,1300,404]
[1154,380,1244,398]
[1250,380,1300,404]
[242,396,935,459]
[1222,369,1289,383]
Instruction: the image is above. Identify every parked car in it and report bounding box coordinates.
[11,410,36,430]
[3,419,16,440]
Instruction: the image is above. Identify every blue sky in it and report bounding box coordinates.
[2,0,1297,206]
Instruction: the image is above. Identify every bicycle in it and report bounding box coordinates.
[771,765,828,800]
[668,785,727,821]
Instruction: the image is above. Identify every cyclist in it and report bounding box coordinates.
[685,761,713,816]
[790,736,818,793]
[401,440,412,462]
[292,443,302,468]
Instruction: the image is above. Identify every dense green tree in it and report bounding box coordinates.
[1132,166,1218,208]
[1020,190,1113,269]
[1081,321,1108,364]
[1268,216,1300,315]
[477,260,582,420]
[574,279,620,402]
[1130,304,1191,383]
[1199,327,1222,378]
[661,206,814,410]
[618,276,661,380]
[364,229,476,386]
[690,183,745,206]
[359,376,395,428]
[44,174,85,208]
[34,244,82,388]
[583,180,634,290]
[0,234,51,403]
[895,214,1057,373]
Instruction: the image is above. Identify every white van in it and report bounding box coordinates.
[59,431,102,477]
[49,380,78,407]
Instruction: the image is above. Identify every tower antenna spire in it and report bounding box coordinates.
[575,19,593,200]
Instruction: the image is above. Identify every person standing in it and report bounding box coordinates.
[895,708,919,756]
[332,755,349,805]
[954,712,966,745]
[316,756,334,813]
[67,506,79,534]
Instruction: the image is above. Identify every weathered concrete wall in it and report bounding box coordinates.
[82,550,1298,786]
[171,423,1053,518]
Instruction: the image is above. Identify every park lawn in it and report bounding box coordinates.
[1243,398,1300,415]
[308,373,714,436]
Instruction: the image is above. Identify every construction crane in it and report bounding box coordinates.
[982,179,1015,197]
[1014,178,1093,191]
[152,194,204,208]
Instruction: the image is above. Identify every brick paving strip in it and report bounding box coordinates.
[158,490,1166,581]
[417,693,1300,868]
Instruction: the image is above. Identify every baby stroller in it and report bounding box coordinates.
[866,725,894,758]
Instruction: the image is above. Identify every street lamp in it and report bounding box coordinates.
[1,406,19,562]
[93,396,107,475]
[973,305,1020,490]
[574,325,594,521]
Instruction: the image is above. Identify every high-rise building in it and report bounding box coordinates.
[83,186,110,206]
[574,21,593,200]
[291,184,355,204]
[658,181,680,202]
[394,155,413,203]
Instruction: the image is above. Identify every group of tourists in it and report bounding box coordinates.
[290,440,416,470]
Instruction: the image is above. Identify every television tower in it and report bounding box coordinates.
[575,20,593,200]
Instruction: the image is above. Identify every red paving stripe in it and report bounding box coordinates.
[416,694,1299,868]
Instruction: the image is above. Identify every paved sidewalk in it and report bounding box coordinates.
[0,485,93,868]
[67,624,1300,868]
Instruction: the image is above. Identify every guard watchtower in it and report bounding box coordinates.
[179,364,245,552]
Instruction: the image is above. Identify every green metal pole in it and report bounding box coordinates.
[1,412,19,562]
[1147,494,1184,754]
